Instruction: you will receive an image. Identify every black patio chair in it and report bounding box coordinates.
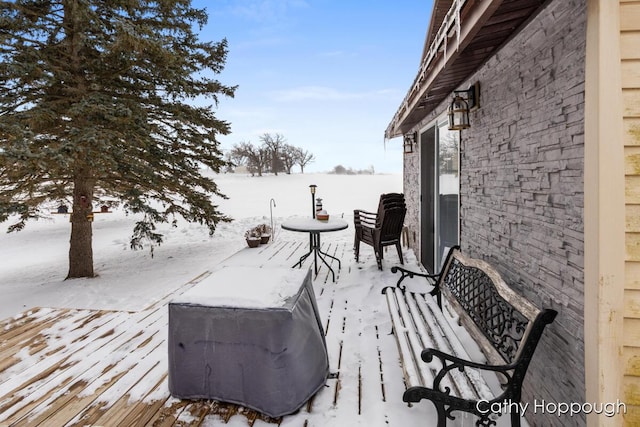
[353,193,406,270]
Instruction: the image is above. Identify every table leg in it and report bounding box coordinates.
[293,249,313,269]
[314,233,342,282]
[312,233,319,275]
[292,232,317,270]
[291,231,342,283]
[317,249,341,269]
[292,234,313,268]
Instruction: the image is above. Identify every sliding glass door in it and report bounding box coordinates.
[420,119,460,272]
[436,120,459,268]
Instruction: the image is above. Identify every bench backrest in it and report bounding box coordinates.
[438,247,556,368]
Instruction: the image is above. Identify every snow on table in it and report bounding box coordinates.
[280,216,348,233]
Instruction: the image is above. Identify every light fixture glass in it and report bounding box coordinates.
[448,95,470,130]
[447,82,480,131]
[403,132,415,153]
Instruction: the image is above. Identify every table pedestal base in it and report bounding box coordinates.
[293,232,341,282]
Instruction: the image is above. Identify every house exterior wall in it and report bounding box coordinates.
[583,0,626,425]
[461,2,587,424]
[402,150,420,252]
[403,0,588,424]
[621,0,640,424]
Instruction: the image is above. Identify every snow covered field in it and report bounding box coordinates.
[0,172,402,321]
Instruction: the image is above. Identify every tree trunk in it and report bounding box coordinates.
[67,176,95,278]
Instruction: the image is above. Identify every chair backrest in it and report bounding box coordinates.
[377,193,405,214]
[376,193,406,241]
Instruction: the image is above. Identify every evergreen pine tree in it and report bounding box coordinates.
[0,0,236,278]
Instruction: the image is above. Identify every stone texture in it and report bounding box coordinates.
[402,0,587,425]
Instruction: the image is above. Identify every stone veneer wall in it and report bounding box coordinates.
[403,0,586,424]
[402,151,420,252]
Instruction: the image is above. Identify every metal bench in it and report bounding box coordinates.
[382,246,557,427]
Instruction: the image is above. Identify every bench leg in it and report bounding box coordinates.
[511,409,521,427]
[434,402,448,427]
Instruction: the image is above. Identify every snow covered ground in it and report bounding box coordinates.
[0,172,403,322]
[0,172,527,426]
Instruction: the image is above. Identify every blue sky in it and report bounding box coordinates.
[193,0,433,173]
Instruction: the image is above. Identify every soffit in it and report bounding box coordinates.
[386,0,548,139]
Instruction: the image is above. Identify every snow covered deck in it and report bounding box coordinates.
[0,235,496,426]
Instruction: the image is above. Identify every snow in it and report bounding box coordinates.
[171,266,309,308]
[0,171,525,426]
[280,216,348,231]
[0,172,402,320]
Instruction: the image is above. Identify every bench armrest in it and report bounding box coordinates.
[422,348,516,372]
[421,348,516,393]
[390,265,441,293]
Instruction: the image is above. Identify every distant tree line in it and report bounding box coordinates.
[331,165,375,175]
[228,133,315,176]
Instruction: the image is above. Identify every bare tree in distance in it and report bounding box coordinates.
[260,133,286,176]
[230,137,314,176]
[230,142,269,176]
[281,144,298,174]
[294,148,315,174]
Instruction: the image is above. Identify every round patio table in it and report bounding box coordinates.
[281,217,348,282]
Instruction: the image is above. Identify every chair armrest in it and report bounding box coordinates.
[354,209,377,216]
[354,209,377,227]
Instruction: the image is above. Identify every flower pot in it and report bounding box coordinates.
[260,234,271,244]
[246,238,261,248]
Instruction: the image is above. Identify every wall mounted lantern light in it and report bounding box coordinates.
[448,82,480,131]
[403,132,417,154]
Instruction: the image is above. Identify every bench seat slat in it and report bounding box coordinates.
[384,291,427,389]
[413,294,495,402]
[393,291,439,389]
[402,291,459,396]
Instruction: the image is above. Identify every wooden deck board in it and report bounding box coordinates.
[0,234,435,427]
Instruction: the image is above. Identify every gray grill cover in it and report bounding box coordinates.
[168,266,328,418]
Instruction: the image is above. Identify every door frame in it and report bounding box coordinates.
[419,116,460,273]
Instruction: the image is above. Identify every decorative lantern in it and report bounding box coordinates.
[447,82,480,131]
[403,132,416,154]
[448,95,470,130]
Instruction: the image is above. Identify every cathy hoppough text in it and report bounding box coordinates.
[476,399,627,418]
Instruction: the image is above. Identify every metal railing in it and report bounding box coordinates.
[386,0,467,139]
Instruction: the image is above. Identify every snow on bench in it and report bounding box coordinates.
[382,246,557,427]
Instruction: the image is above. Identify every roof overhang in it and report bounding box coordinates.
[386,0,548,139]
